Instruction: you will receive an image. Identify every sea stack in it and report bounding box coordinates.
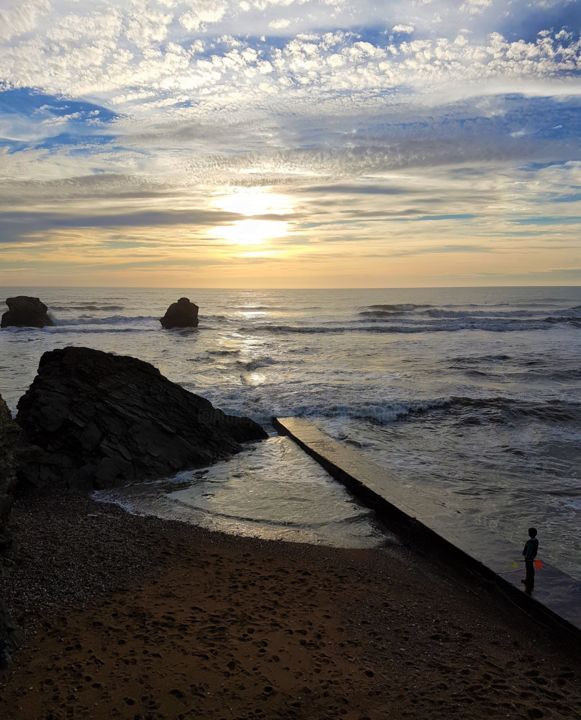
[16,347,267,491]
[1,296,53,328]
[160,297,199,329]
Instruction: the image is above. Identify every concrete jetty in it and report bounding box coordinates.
[274,416,581,637]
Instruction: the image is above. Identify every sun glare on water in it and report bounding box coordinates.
[210,188,293,247]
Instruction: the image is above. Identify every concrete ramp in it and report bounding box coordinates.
[274,416,581,637]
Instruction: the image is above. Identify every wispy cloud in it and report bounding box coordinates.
[0,0,580,285]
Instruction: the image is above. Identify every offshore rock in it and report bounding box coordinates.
[160,297,199,329]
[0,394,22,667]
[1,296,54,328]
[16,347,267,491]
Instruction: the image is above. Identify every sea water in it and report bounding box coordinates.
[1,287,580,573]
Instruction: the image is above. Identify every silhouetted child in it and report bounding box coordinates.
[521,527,539,593]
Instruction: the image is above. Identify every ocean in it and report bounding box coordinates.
[2,286,580,577]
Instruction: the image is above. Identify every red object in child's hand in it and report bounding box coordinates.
[534,559,544,570]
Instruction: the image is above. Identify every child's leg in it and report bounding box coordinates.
[525,561,535,589]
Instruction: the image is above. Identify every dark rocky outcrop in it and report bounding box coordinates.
[0,394,21,667]
[0,397,19,552]
[160,297,199,329]
[1,296,53,328]
[16,347,267,491]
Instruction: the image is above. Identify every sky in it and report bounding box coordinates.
[0,0,580,288]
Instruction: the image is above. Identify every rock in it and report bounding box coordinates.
[160,297,199,329]
[1,296,53,328]
[0,396,19,554]
[16,347,268,491]
[0,394,22,666]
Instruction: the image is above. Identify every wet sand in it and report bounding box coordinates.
[1,494,581,719]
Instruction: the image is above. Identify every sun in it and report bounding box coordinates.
[209,218,289,246]
[213,187,293,217]
[209,187,293,247]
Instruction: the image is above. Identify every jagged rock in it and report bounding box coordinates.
[160,297,199,329]
[0,396,18,556]
[1,296,53,328]
[0,394,21,667]
[16,347,267,491]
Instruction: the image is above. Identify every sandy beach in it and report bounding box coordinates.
[1,494,580,720]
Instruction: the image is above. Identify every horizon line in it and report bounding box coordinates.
[1,284,581,291]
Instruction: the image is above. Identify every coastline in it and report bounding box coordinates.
[1,494,581,719]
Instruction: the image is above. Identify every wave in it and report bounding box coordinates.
[359,306,581,320]
[359,310,404,318]
[54,315,156,326]
[422,308,559,319]
[236,357,278,371]
[544,315,581,325]
[360,303,431,313]
[168,497,371,529]
[448,301,570,307]
[239,317,581,334]
[450,354,511,364]
[387,396,581,424]
[292,396,581,426]
[548,368,581,381]
[206,349,241,356]
[45,327,156,335]
[49,304,125,311]
[359,309,540,319]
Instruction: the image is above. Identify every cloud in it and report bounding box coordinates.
[392,24,415,34]
[1,9,580,109]
[513,215,581,225]
[0,1,580,285]
[389,243,493,257]
[299,183,413,195]
[180,1,227,32]
[460,0,492,16]
[0,207,246,245]
[269,18,291,29]
[404,213,478,222]
[0,0,50,42]
[482,266,581,281]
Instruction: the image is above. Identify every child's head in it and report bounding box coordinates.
[528,527,538,538]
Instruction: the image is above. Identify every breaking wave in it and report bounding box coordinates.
[240,316,580,334]
[395,396,581,424]
[295,396,581,426]
[359,305,581,321]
